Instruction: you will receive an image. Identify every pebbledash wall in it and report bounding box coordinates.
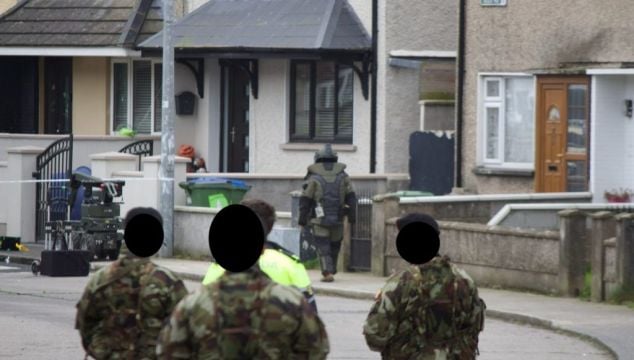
[370,194,634,296]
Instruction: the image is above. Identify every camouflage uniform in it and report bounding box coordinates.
[75,255,188,360]
[157,265,329,359]
[363,256,485,360]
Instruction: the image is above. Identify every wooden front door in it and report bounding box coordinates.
[44,57,73,134]
[535,76,590,192]
[221,62,250,172]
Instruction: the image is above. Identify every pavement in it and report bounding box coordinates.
[3,244,634,359]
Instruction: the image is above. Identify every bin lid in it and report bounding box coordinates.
[187,177,249,188]
[187,177,229,184]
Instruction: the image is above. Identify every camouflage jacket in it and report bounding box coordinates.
[75,255,188,360]
[363,256,485,360]
[156,265,329,359]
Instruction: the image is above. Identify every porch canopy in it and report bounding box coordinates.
[0,0,164,56]
[138,0,372,99]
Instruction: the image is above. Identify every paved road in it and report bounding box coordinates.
[0,265,613,359]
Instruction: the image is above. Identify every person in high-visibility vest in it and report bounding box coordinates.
[203,198,318,312]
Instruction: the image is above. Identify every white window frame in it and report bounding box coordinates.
[478,73,535,169]
[110,58,162,135]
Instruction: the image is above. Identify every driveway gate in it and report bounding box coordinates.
[349,189,373,271]
[32,135,73,242]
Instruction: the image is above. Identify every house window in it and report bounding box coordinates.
[290,61,354,143]
[112,60,162,134]
[481,75,534,167]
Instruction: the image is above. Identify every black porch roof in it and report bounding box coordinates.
[0,0,164,48]
[139,0,371,54]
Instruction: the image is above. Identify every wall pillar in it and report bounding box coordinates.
[337,218,351,272]
[558,209,588,296]
[590,211,615,302]
[7,146,44,244]
[371,194,399,276]
[90,152,138,179]
[615,213,634,290]
[143,155,191,209]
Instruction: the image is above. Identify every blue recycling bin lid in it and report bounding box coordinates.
[187,177,249,189]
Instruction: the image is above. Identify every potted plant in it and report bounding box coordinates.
[604,188,633,203]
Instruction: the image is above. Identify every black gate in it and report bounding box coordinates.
[349,189,373,271]
[33,134,73,243]
[119,140,154,170]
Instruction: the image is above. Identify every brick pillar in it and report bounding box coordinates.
[371,194,399,276]
[615,213,634,290]
[590,211,615,302]
[558,209,587,296]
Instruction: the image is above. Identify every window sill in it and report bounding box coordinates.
[472,166,534,177]
[280,143,357,152]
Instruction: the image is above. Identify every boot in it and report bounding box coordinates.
[321,272,334,282]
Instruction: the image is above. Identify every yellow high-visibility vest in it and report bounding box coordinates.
[203,248,312,294]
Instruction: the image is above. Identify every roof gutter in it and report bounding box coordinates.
[455,0,466,188]
[370,0,378,173]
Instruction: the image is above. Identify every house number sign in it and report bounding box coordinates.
[481,0,507,6]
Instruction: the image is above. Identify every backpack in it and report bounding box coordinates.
[408,258,486,356]
[309,172,346,226]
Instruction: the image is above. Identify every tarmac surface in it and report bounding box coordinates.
[3,244,633,359]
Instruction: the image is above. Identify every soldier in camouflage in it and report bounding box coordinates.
[75,208,188,360]
[156,205,329,359]
[363,213,486,360]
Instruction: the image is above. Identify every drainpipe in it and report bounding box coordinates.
[370,0,378,173]
[454,0,466,188]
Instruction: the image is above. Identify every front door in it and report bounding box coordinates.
[44,57,73,134]
[221,61,250,172]
[535,76,590,192]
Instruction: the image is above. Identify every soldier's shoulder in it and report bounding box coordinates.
[449,262,476,286]
[268,283,305,306]
[177,286,216,314]
[379,269,413,295]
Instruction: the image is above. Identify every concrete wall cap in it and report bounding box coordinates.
[590,211,614,219]
[615,213,634,221]
[0,134,159,141]
[190,173,305,179]
[90,152,137,161]
[7,146,45,154]
[111,171,144,178]
[175,205,221,214]
[187,172,409,180]
[175,205,292,220]
[144,155,191,163]
[0,161,7,167]
[373,194,401,202]
[604,237,617,247]
[558,209,585,217]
